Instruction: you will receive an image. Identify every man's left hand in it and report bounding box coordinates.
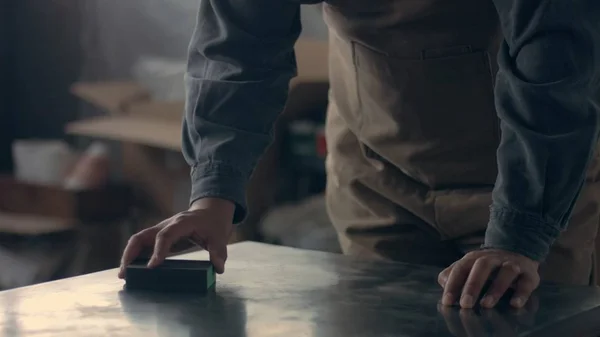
[438,249,540,309]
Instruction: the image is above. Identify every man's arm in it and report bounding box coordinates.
[484,0,600,261]
[439,1,600,310]
[182,0,303,223]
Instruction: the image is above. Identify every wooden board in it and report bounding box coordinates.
[0,212,75,235]
[66,116,182,151]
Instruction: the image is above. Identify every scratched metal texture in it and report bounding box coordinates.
[1,242,600,337]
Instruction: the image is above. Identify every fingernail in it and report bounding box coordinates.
[442,293,454,305]
[511,297,524,308]
[216,262,225,274]
[481,295,495,308]
[147,257,156,268]
[461,295,474,308]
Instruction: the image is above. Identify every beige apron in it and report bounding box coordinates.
[322,0,600,285]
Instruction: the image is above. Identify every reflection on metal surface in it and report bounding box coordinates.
[0,242,599,337]
[438,295,539,337]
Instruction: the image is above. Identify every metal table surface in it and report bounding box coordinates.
[1,242,600,337]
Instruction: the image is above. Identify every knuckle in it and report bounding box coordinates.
[473,259,489,269]
[128,233,143,244]
[437,273,447,285]
[156,228,173,241]
[174,212,202,227]
[471,260,489,271]
[172,213,188,223]
[452,262,468,273]
[503,261,521,274]
[531,274,541,286]
[524,270,540,284]
[478,256,499,266]
[439,266,451,276]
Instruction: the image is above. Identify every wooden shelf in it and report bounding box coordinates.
[66,116,182,151]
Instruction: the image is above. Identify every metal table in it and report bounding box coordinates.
[1,242,600,337]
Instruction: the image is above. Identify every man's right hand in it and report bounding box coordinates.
[117,198,235,278]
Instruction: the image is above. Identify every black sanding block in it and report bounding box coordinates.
[124,258,216,293]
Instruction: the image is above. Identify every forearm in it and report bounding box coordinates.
[182,0,302,223]
[485,0,600,260]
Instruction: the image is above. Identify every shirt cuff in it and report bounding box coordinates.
[189,162,248,224]
[483,205,561,262]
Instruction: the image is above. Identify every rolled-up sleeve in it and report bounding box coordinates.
[182,0,302,223]
[484,0,600,261]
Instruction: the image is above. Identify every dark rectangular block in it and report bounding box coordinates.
[125,258,215,293]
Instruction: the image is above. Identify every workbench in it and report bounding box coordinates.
[1,242,600,337]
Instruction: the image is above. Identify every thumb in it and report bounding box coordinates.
[207,241,228,274]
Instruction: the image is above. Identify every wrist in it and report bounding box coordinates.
[190,198,236,221]
[484,205,559,262]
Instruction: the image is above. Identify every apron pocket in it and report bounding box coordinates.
[352,41,500,189]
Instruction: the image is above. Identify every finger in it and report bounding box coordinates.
[149,221,195,268]
[510,274,539,308]
[118,227,159,278]
[460,257,502,308]
[206,239,228,274]
[438,264,454,288]
[510,272,540,308]
[442,260,472,306]
[480,261,521,308]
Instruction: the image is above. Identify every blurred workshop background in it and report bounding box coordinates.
[0,1,334,290]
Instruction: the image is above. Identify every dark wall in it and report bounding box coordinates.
[0,0,14,172]
[11,0,82,140]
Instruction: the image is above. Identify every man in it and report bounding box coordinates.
[118,0,600,310]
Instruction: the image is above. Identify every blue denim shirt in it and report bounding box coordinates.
[182,0,600,261]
